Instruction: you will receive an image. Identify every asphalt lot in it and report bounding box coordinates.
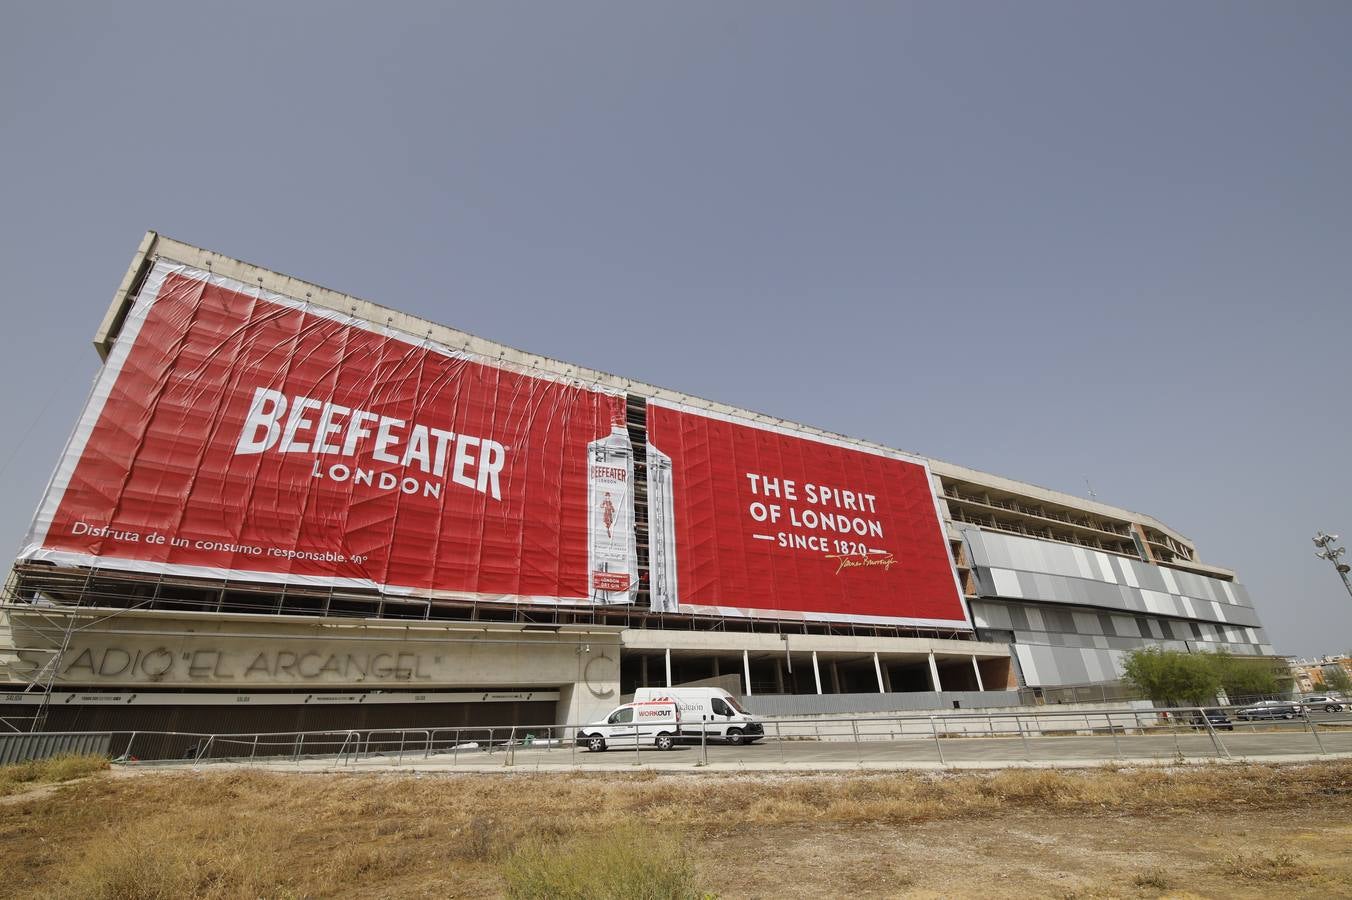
[138,709,1352,773]
[267,720,1352,772]
[520,728,1352,768]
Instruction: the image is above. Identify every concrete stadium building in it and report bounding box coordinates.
[0,233,1275,734]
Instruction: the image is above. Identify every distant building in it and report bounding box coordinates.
[1288,656,1352,693]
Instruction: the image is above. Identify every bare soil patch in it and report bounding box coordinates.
[1,762,1350,897]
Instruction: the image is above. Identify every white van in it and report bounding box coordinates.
[632,687,763,745]
[576,699,682,752]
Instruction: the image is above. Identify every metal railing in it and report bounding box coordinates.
[4,703,1348,769]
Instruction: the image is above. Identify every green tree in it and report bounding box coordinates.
[1120,647,1220,706]
[1320,666,1352,695]
[1210,652,1291,701]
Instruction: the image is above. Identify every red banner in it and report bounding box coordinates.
[22,262,635,603]
[645,401,968,627]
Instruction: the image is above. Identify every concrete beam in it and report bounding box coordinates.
[620,629,1009,659]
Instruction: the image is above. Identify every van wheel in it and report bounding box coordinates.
[655,734,674,751]
[725,728,745,746]
[586,735,606,752]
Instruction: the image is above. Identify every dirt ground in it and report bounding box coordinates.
[706,811,1352,898]
[2,762,1350,898]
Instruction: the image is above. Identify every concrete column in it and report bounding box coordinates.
[773,659,785,694]
[881,661,893,692]
[556,678,620,729]
[641,654,649,688]
[830,661,841,694]
[928,651,943,692]
[1130,522,1157,563]
[811,651,823,695]
[971,655,985,692]
[664,648,672,688]
[873,652,886,693]
[742,649,753,696]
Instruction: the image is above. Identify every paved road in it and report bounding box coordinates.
[288,723,1352,772]
[137,712,1352,773]
[527,730,1349,767]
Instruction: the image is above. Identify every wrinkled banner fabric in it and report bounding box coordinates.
[21,261,638,605]
[645,400,969,628]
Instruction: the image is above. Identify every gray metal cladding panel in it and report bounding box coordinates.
[1010,642,1218,688]
[961,528,1262,627]
[1031,572,1057,602]
[989,591,1267,652]
[970,600,1013,630]
[1015,644,1103,687]
[1071,611,1103,635]
[966,528,1163,592]
[1047,608,1077,632]
[972,568,998,597]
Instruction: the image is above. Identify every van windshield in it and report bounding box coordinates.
[725,696,747,714]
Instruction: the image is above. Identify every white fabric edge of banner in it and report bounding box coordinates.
[19,261,173,560]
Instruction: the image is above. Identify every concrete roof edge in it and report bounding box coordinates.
[929,459,1194,547]
[92,230,159,360]
[3,602,626,635]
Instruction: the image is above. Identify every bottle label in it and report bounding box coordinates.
[587,427,638,603]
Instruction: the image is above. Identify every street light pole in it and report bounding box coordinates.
[1313,531,1352,601]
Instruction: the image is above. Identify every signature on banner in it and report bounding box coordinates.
[824,552,898,575]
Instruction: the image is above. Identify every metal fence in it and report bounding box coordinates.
[0,731,112,766]
[4,702,1349,769]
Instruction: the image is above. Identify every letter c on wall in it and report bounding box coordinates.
[583,652,615,699]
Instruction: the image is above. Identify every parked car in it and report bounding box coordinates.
[1235,700,1302,721]
[1186,708,1234,731]
[1299,695,1345,713]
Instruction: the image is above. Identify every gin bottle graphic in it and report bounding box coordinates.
[645,441,679,613]
[587,424,638,604]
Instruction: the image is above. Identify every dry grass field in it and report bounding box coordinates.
[1,759,1351,897]
[0,754,108,798]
